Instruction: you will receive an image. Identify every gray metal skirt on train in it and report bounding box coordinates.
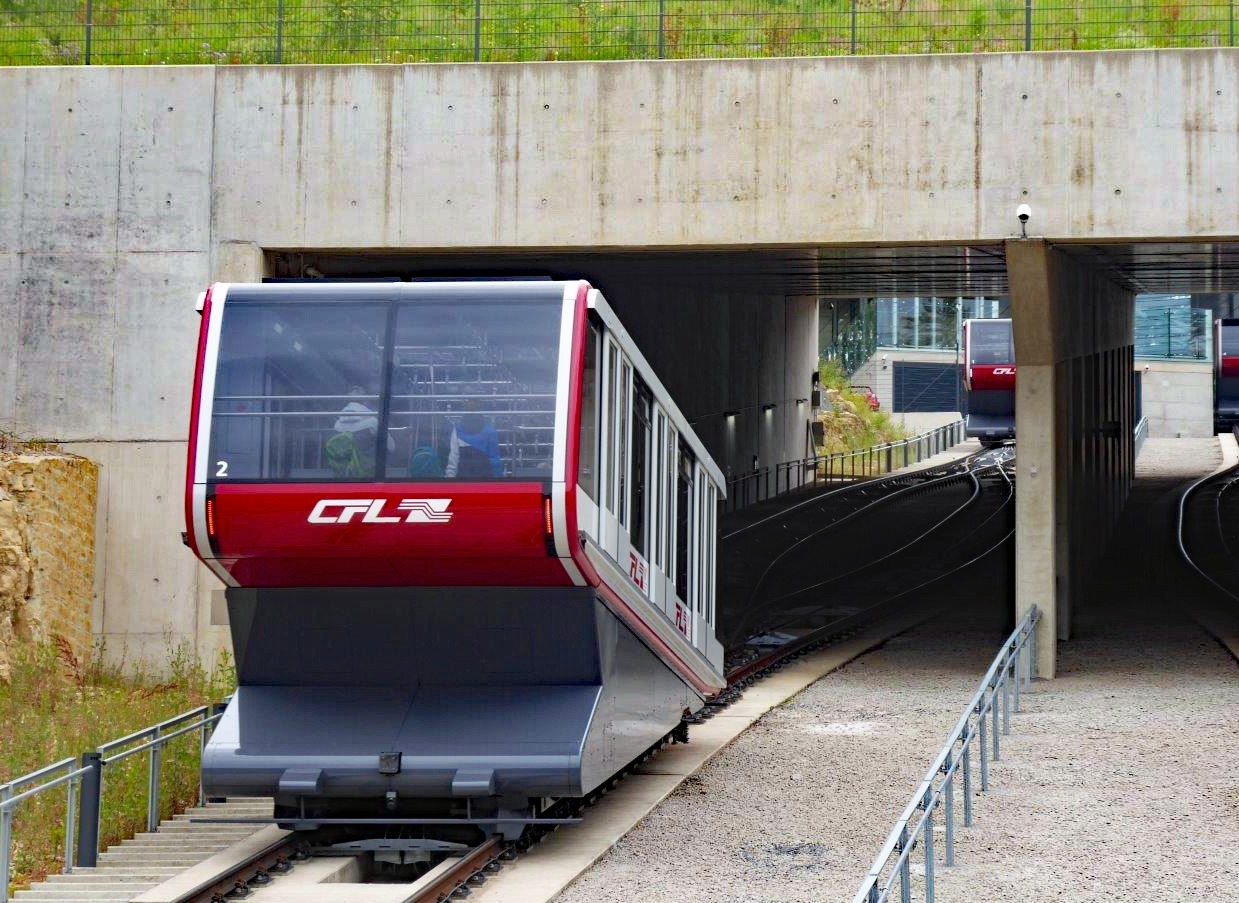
[203,587,702,809]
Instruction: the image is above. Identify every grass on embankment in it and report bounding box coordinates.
[0,641,234,892]
[1,0,1232,66]
[817,359,907,454]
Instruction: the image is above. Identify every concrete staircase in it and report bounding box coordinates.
[14,799,272,903]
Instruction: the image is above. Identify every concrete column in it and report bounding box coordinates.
[1007,240,1134,678]
[211,241,266,282]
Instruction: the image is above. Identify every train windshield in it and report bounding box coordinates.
[207,291,564,483]
[968,320,1013,366]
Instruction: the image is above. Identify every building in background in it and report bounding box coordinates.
[834,294,1223,439]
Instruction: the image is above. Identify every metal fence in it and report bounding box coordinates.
[0,703,225,902]
[852,605,1040,903]
[1,0,1235,66]
[724,419,964,513]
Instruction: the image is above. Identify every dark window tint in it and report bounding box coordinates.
[969,320,1014,366]
[1223,323,1239,357]
[386,299,562,480]
[579,323,600,499]
[208,303,387,482]
[630,377,652,558]
[675,442,695,601]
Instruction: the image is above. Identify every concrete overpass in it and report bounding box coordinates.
[1,49,1237,674]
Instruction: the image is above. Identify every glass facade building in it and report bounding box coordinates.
[874,295,1210,361]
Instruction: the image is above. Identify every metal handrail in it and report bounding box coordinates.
[852,605,1040,903]
[1133,416,1149,459]
[0,702,227,903]
[724,419,965,513]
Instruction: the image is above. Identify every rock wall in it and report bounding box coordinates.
[0,446,98,676]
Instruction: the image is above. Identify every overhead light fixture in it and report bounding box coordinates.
[796,398,808,405]
[762,403,777,413]
[724,410,740,419]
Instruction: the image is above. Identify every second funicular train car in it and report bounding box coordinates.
[1215,318,1239,432]
[963,317,1015,446]
[184,280,726,832]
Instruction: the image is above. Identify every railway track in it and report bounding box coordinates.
[153,446,1017,903]
[719,446,1015,676]
[1177,444,1239,602]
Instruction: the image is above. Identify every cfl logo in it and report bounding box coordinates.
[993,367,1016,375]
[307,498,454,525]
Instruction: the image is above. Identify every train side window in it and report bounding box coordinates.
[578,323,600,500]
[712,486,719,623]
[665,424,677,574]
[675,442,694,602]
[617,360,631,528]
[630,377,653,560]
[707,483,717,625]
[696,470,706,617]
[653,410,666,571]
[604,342,618,512]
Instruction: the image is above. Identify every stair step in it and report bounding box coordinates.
[45,872,178,883]
[118,836,247,847]
[16,884,154,897]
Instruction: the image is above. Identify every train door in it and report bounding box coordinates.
[598,336,626,560]
[576,321,601,540]
[660,418,679,625]
[672,441,696,643]
[627,377,654,598]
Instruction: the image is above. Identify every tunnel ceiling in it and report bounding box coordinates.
[274,240,1239,300]
[273,244,1011,299]
[1060,242,1239,295]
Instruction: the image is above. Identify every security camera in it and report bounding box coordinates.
[1016,203,1032,237]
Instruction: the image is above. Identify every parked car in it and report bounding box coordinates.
[850,385,881,411]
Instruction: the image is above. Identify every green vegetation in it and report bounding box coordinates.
[0,640,233,892]
[816,359,907,455]
[0,0,1233,66]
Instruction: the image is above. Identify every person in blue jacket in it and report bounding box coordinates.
[445,399,502,478]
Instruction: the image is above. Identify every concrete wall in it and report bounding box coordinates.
[2,50,1237,668]
[1139,360,1213,438]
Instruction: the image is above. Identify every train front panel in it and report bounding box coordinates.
[963,317,1015,445]
[185,280,581,588]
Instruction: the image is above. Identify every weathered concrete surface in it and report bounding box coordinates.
[2,50,1236,667]
[1009,238,1135,676]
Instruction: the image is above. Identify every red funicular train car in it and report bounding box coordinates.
[185,280,726,832]
[963,317,1015,447]
[1215,318,1239,433]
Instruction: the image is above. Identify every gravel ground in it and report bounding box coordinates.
[555,438,1239,903]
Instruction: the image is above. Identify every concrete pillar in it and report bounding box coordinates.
[211,241,266,282]
[1007,240,1134,678]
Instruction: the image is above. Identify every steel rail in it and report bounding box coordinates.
[746,461,1015,644]
[725,463,1015,685]
[405,837,506,903]
[1176,454,1239,602]
[169,835,305,903]
[728,453,1011,644]
[737,460,987,626]
[722,434,978,541]
[755,465,987,611]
